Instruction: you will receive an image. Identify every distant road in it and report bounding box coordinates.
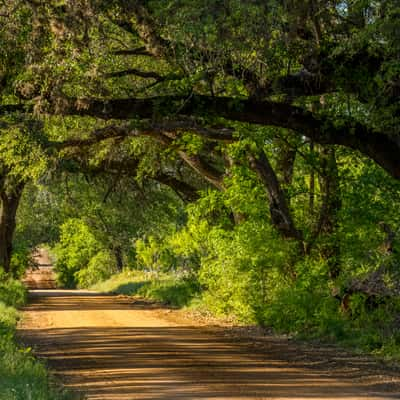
[22,247,56,289]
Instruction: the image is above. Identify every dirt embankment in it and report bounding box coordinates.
[18,289,400,400]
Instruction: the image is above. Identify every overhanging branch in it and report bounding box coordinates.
[53,94,400,180]
[2,94,400,181]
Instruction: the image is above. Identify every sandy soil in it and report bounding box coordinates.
[17,287,400,400]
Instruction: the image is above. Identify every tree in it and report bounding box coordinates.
[0,0,399,278]
[0,118,48,275]
[1,1,398,177]
[0,173,24,274]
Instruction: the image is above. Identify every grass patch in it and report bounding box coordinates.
[0,279,76,400]
[91,270,200,308]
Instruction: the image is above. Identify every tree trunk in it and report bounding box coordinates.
[309,141,315,215]
[314,147,341,279]
[276,142,297,188]
[249,150,303,245]
[0,183,24,276]
[113,245,124,272]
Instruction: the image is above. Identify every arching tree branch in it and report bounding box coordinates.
[54,95,400,180]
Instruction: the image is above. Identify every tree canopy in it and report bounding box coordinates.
[1,0,400,356]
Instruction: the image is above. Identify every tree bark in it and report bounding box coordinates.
[309,141,315,215]
[2,96,400,181]
[0,182,25,275]
[313,147,341,279]
[249,150,303,244]
[275,140,297,207]
[52,95,400,181]
[113,245,124,272]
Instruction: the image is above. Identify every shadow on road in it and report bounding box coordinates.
[18,293,400,400]
[27,290,162,310]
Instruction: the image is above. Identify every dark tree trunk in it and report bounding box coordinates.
[309,141,315,215]
[313,147,341,279]
[0,183,24,276]
[249,150,303,245]
[114,245,124,272]
[53,95,400,181]
[276,143,297,188]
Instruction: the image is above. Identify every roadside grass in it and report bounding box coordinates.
[0,279,26,309]
[91,270,201,308]
[0,279,76,400]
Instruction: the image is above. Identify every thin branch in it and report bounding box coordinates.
[111,47,153,57]
[104,68,165,80]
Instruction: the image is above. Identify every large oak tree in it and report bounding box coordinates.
[1,0,399,274]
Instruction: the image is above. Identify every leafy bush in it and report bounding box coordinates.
[137,277,200,307]
[344,293,400,354]
[264,285,344,338]
[0,279,27,308]
[135,236,178,273]
[75,250,117,288]
[169,211,295,322]
[0,301,19,331]
[53,219,101,288]
[9,244,33,279]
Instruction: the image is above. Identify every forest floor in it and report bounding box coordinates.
[17,268,400,400]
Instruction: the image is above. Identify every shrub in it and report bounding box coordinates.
[0,279,27,308]
[0,301,19,331]
[53,219,101,288]
[137,277,200,307]
[75,250,117,288]
[262,257,345,338]
[135,236,180,274]
[9,244,33,279]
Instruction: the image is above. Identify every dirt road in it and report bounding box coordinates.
[22,247,56,289]
[17,290,400,400]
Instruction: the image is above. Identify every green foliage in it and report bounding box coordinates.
[344,293,400,356]
[0,302,19,331]
[15,183,64,249]
[0,118,48,182]
[0,341,75,400]
[53,218,100,288]
[0,279,26,309]
[75,250,116,288]
[90,270,147,294]
[1,0,400,364]
[9,245,32,280]
[135,236,180,274]
[138,277,200,307]
[125,160,400,359]
[263,258,344,338]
